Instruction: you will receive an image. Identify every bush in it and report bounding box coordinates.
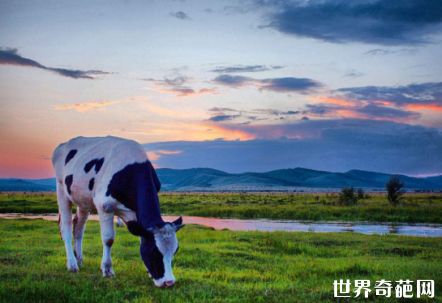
[338,187,358,205]
[386,176,405,206]
[357,188,365,200]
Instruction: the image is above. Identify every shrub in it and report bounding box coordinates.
[386,176,405,206]
[338,187,358,205]
[357,188,365,200]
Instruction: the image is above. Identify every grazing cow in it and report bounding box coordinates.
[52,136,183,287]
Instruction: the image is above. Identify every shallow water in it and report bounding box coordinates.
[1,213,441,237]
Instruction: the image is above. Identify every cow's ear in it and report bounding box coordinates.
[172,216,184,232]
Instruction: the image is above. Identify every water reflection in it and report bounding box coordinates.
[162,216,442,238]
[1,213,441,238]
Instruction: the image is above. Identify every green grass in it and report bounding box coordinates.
[1,192,442,223]
[0,219,440,302]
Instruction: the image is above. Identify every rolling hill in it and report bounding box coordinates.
[1,168,441,191]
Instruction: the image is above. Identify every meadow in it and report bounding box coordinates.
[0,219,441,302]
[1,192,442,223]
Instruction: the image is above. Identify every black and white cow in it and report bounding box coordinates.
[52,136,183,287]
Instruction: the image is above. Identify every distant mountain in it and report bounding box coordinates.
[155,168,442,191]
[1,168,441,192]
[0,178,56,191]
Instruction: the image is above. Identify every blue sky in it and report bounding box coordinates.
[0,0,441,177]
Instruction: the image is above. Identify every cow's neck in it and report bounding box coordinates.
[135,162,164,230]
[106,160,164,229]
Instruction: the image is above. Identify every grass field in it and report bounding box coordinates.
[0,219,440,302]
[1,192,442,223]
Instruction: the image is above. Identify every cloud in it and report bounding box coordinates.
[170,11,191,20]
[207,107,302,124]
[213,74,253,87]
[358,104,420,119]
[343,69,364,78]
[144,119,442,175]
[162,76,188,86]
[305,103,420,121]
[252,109,300,116]
[305,104,342,116]
[144,75,217,97]
[159,87,217,97]
[260,77,322,93]
[143,75,191,87]
[208,107,237,112]
[262,0,442,45]
[213,74,322,93]
[207,81,436,125]
[336,82,442,106]
[165,87,196,97]
[210,64,283,73]
[199,88,218,94]
[54,101,118,112]
[207,82,438,125]
[295,82,442,122]
[0,48,109,79]
[209,114,241,122]
[405,103,442,112]
[364,48,418,56]
[147,149,182,162]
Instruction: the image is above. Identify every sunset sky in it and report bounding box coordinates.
[1,0,442,178]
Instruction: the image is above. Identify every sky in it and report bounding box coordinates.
[0,0,441,178]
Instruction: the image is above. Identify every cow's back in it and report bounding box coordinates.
[52,136,147,207]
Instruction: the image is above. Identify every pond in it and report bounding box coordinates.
[1,213,441,237]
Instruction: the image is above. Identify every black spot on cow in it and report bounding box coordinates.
[126,221,143,236]
[95,158,104,172]
[106,161,163,221]
[106,160,164,230]
[88,178,95,191]
[84,158,105,173]
[140,235,165,280]
[65,175,73,195]
[106,239,114,247]
[106,161,161,198]
[84,160,94,173]
[65,149,77,165]
[126,220,151,237]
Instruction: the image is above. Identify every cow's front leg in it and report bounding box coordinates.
[73,207,89,267]
[97,204,115,277]
[56,184,79,272]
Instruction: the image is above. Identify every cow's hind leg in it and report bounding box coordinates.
[97,202,116,277]
[56,183,79,272]
[116,217,125,227]
[73,207,89,267]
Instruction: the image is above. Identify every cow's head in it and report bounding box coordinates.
[140,217,184,287]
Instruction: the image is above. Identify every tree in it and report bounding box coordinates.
[357,188,365,199]
[386,176,405,206]
[338,187,358,205]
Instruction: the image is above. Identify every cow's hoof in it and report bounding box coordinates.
[102,266,115,278]
[67,259,79,272]
[76,257,83,268]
